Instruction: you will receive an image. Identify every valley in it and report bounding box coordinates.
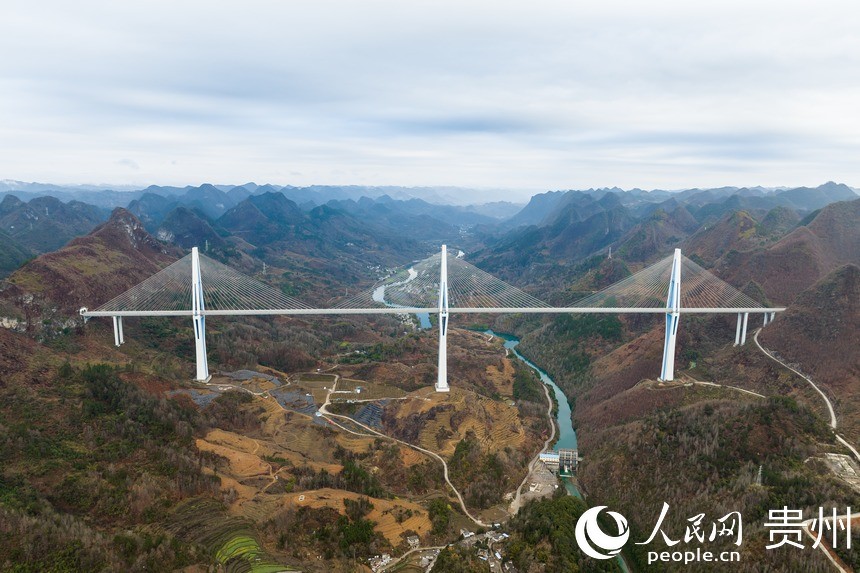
[0,182,858,572]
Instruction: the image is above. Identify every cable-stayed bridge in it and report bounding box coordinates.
[81,246,784,391]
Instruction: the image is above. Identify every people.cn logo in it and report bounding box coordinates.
[575,506,630,560]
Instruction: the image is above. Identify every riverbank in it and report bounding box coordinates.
[487,329,631,573]
[485,330,577,450]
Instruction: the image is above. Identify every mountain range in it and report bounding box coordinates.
[0,177,858,572]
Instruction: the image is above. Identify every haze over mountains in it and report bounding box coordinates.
[0,180,855,289]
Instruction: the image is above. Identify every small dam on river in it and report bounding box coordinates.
[539,448,579,475]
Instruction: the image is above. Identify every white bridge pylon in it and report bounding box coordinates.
[191,247,209,382]
[436,245,450,392]
[660,248,682,381]
[81,246,785,389]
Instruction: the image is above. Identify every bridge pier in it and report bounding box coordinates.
[436,245,450,392]
[112,315,124,346]
[734,312,743,346]
[191,247,210,382]
[659,248,682,381]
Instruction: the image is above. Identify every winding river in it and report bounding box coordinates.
[372,267,432,328]
[485,330,581,496]
[487,329,631,573]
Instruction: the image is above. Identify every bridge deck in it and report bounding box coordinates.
[82,306,785,317]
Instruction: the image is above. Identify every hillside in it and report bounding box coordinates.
[157,206,230,253]
[718,198,860,304]
[0,209,177,331]
[126,192,181,230]
[477,204,636,282]
[612,206,699,263]
[760,264,860,439]
[683,207,793,265]
[504,190,578,227]
[218,192,425,264]
[0,230,32,278]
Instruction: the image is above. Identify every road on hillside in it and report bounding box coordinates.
[509,380,556,515]
[754,328,860,462]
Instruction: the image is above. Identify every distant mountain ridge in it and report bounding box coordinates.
[502,181,857,229]
[0,180,528,212]
[0,194,108,253]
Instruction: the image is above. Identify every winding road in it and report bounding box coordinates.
[753,329,860,462]
[753,327,860,572]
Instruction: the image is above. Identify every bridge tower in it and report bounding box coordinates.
[435,245,450,392]
[191,247,210,382]
[659,248,682,381]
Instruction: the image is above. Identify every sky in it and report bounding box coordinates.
[1,1,859,199]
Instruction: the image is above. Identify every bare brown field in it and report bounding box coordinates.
[261,419,346,471]
[202,468,259,506]
[332,377,407,400]
[196,430,269,477]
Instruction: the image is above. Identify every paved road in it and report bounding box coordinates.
[802,512,860,573]
[754,329,837,428]
[754,329,860,462]
[509,379,555,515]
[378,545,446,572]
[691,379,766,399]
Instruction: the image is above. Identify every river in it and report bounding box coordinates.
[486,329,580,500]
[372,267,432,328]
[486,330,577,450]
[486,330,631,573]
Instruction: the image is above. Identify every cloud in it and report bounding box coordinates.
[0,0,858,194]
[116,158,140,170]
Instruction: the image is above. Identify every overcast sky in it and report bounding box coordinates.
[1,1,859,197]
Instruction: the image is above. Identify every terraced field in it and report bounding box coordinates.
[166,498,295,573]
[399,445,425,468]
[196,425,343,517]
[333,429,376,454]
[265,417,344,466]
